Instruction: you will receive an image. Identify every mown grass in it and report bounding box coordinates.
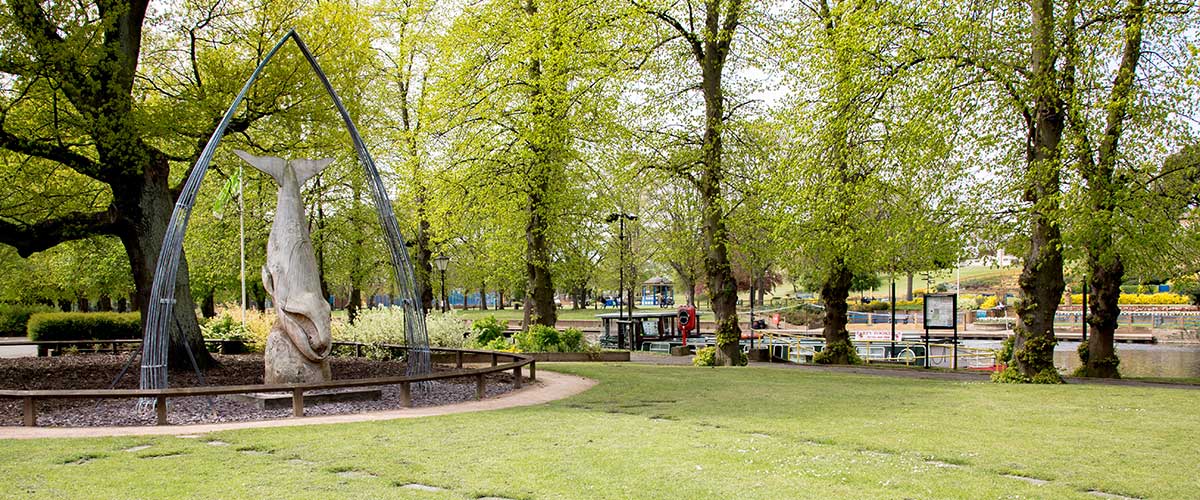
[1,364,1195,499]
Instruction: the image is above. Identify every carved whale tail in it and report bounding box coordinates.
[233,150,334,185]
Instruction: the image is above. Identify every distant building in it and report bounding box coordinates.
[965,248,1020,267]
[639,277,674,307]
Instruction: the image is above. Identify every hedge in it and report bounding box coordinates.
[26,312,142,341]
[0,304,56,337]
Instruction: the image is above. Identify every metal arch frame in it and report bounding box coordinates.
[139,30,431,399]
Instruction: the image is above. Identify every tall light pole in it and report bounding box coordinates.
[607,212,638,346]
[434,255,450,313]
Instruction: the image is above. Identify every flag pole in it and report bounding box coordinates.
[239,164,247,328]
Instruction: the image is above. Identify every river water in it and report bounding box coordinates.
[963,340,1200,378]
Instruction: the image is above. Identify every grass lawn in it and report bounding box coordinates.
[1,364,1196,499]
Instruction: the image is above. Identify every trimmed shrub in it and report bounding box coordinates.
[27,312,142,341]
[1172,277,1200,305]
[0,304,56,337]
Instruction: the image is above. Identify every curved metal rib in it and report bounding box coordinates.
[139,30,431,404]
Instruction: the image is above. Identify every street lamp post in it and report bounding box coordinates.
[434,255,450,313]
[607,212,638,347]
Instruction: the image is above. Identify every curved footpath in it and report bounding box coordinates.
[0,370,596,440]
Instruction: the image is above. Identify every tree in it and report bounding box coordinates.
[1061,0,1198,378]
[944,0,1072,382]
[0,0,397,368]
[776,0,967,364]
[434,0,646,327]
[0,0,216,366]
[950,0,1199,382]
[376,0,441,314]
[634,0,750,365]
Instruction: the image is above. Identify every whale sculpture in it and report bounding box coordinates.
[234,150,334,384]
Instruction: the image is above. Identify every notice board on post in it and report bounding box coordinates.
[923,293,957,330]
[921,293,959,370]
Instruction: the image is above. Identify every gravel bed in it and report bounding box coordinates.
[0,354,524,427]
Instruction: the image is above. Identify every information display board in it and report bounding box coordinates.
[923,293,957,330]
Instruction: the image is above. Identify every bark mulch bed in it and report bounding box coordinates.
[0,354,525,427]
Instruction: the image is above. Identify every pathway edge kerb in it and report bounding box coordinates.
[0,370,596,440]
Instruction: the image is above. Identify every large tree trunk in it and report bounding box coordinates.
[1073,0,1143,378]
[347,287,362,325]
[251,283,267,311]
[696,7,743,366]
[97,294,113,312]
[525,190,557,327]
[1083,256,1122,377]
[906,273,914,301]
[114,161,212,369]
[1008,0,1066,383]
[76,296,90,313]
[816,260,856,364]
[480,281,489,310]
[520,0,559,329]
[415,194,434,314]
[200,289,216,319]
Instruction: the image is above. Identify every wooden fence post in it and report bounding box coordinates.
[22,397,35,427]
[156,396,168,426]
[400,382,412,407]
[292,388,304,417]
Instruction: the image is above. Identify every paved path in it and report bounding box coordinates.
[0,337,36,358]
[0,370,596,439]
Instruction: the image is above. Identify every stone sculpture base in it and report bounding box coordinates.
[264,329,330,384]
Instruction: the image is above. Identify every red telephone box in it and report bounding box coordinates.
[678,305,697,345]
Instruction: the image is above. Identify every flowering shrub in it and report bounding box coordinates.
[1064,293,1190,305]
[208,306,275,351]
[425,310,470,348]
[333,306,407,359]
